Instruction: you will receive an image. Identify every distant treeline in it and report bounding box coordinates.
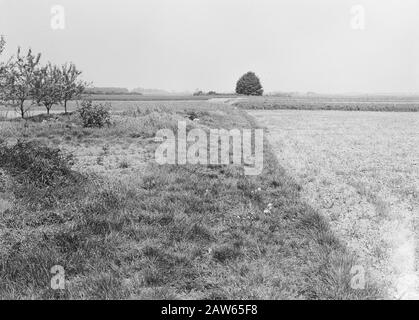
[193,90,227,96]
[85,87,232,96]
[81,93,239,102]
[85,87,141,95]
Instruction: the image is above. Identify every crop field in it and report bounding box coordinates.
[249,109,419,299]
[235,96,419,112]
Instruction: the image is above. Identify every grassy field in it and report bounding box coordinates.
[234,96,419,112]
[250,109,419,299]
[0,99,235,119]
[0,100,377,299]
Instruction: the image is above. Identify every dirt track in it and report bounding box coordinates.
[249,109,419,299]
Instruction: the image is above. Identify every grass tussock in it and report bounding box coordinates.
[0,102,379,299]
[0,140,84,210]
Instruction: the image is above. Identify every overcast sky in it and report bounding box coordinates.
[1,0,418,93]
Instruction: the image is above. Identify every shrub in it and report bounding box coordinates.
[0,140,82,208]
[0,140,73,187]
[186,110,199,120]
[235,71,263,96]
[77,100,111,128]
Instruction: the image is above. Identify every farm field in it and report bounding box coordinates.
[235,96,419,112]
[249,109,419,299]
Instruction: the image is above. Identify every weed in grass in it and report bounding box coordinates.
[96,155,104,166]
[118,160,129,169]
[212,243,242,263]
[186,223,215,243]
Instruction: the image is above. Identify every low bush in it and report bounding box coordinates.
[0,140,73,187]
[0,140,83,208]
[77,100,111,128]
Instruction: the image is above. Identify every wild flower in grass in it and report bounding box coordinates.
[264,203,273,214]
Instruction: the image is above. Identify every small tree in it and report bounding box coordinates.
[0,36,8,102]
[0,36,5,55]
[32,63,63,115]
[60,63,87,113]
[1,48,41,118]
[235,71,263,96]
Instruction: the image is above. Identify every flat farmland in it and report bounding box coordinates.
[81,94,238,101]
[0,100,377,299]
[249,110,419,299]
[236,96,419,112]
